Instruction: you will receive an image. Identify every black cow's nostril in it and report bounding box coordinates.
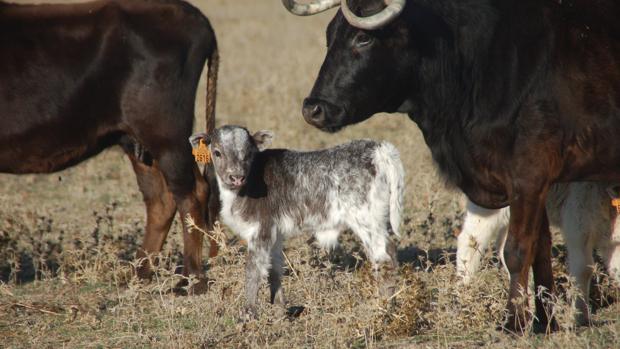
[302,98,325,123]
[309,105,321,118]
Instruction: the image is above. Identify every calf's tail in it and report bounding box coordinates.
[376,142,404,236]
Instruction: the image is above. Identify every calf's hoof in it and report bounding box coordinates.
[239,305,259,322]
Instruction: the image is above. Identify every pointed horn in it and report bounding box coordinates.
[281,0,341,16]
[341,0,405,30]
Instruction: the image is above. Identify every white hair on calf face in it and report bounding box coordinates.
[457,182,620,326]
[190,126,405,316]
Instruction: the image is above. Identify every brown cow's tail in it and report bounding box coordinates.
[205,40,219,134]
[205,39,220,258]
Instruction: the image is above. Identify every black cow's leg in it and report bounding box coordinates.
[532,211,559,333]
[126,154,177,280]
[503,186,551,334]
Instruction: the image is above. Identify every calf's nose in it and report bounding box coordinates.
[229,175,246,186]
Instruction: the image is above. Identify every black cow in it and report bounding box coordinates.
[0,0,219,293]
[284,0,620,333]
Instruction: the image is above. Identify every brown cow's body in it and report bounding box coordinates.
[0,0,219,291]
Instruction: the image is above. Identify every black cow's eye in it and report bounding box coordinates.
[213,150,221,157]
[353,32,373,48]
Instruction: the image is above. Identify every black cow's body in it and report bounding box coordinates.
[0,0,219,291]
[298,0,620,333]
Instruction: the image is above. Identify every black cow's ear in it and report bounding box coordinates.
[189,132,211,147]
[252,130,274,151]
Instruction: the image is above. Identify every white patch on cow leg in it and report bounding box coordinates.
[601,212,620,286]
[563,212,595,325]
[268,233,286,306]
[561,184,605,326]
[457,199,509,284]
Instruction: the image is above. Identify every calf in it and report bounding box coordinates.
[190,125,404,314]
[0,0,219,291]
[457,182,620,325]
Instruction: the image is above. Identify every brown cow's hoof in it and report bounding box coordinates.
[135,265,154,280]
[173,277,210,296]
[498,314,529,335]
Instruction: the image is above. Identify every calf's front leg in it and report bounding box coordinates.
[244,238,272,318]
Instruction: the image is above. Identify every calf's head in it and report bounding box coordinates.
[189,126,273,190]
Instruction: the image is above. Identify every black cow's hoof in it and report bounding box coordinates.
[533,317,559,334]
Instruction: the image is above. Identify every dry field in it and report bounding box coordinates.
[1,0,619,348]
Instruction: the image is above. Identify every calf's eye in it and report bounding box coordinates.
[213,150,221,158]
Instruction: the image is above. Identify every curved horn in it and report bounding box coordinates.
[341,0,405,30]
[281,0,341,16]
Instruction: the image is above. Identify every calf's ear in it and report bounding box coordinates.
[188,132,211,147]
[252,130,274,151]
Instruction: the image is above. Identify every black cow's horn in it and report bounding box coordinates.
[281,0,341,16]
[341,0,405,30]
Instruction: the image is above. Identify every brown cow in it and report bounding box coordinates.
[0,0,219,293]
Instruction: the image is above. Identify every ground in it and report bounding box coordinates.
[1,0,619,348]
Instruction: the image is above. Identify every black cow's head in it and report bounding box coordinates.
[283,0,420,132]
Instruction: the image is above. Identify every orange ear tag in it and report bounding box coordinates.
[612,198,620,214]
[192,139,211,164]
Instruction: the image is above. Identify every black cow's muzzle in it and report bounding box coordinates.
[302,97,346,133]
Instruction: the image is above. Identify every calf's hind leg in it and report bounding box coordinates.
[268,233,286,305]
[356,226,399,298]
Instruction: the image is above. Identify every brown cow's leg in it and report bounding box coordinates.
[127,155,177,280]
[157,149,211,295]
[532,211,559,333]
[502,189,549,334]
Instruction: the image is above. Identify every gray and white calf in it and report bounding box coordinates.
[190,125,404,313]
[457,182,620,325]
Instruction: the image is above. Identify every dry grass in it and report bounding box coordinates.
[1,0,619,348]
